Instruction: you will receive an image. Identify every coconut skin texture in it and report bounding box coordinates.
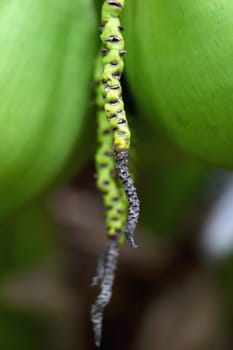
[123,0,233,169]
[0,0,97,218]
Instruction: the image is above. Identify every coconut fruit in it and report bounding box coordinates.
[0,0,97,218]
[123,0,233,169]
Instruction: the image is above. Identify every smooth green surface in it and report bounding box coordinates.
[123,0,233,169]
[0,0,97,218]
[0,304,45,350]
[134,116,209,237]
[0,201,54,277]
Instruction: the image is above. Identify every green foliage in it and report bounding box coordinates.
[0,202,55,350]
[134,118,209,236]
[0,304,45,350]
[0,201,55,279]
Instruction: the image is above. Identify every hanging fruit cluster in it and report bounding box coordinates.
[91,1,140,347]
[2,0,233,348]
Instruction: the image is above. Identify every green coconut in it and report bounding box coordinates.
[0,0,97,218]
[123,0,233,169]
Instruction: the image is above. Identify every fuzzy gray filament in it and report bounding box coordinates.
[115,150,140,248]
[91,238,119,347]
